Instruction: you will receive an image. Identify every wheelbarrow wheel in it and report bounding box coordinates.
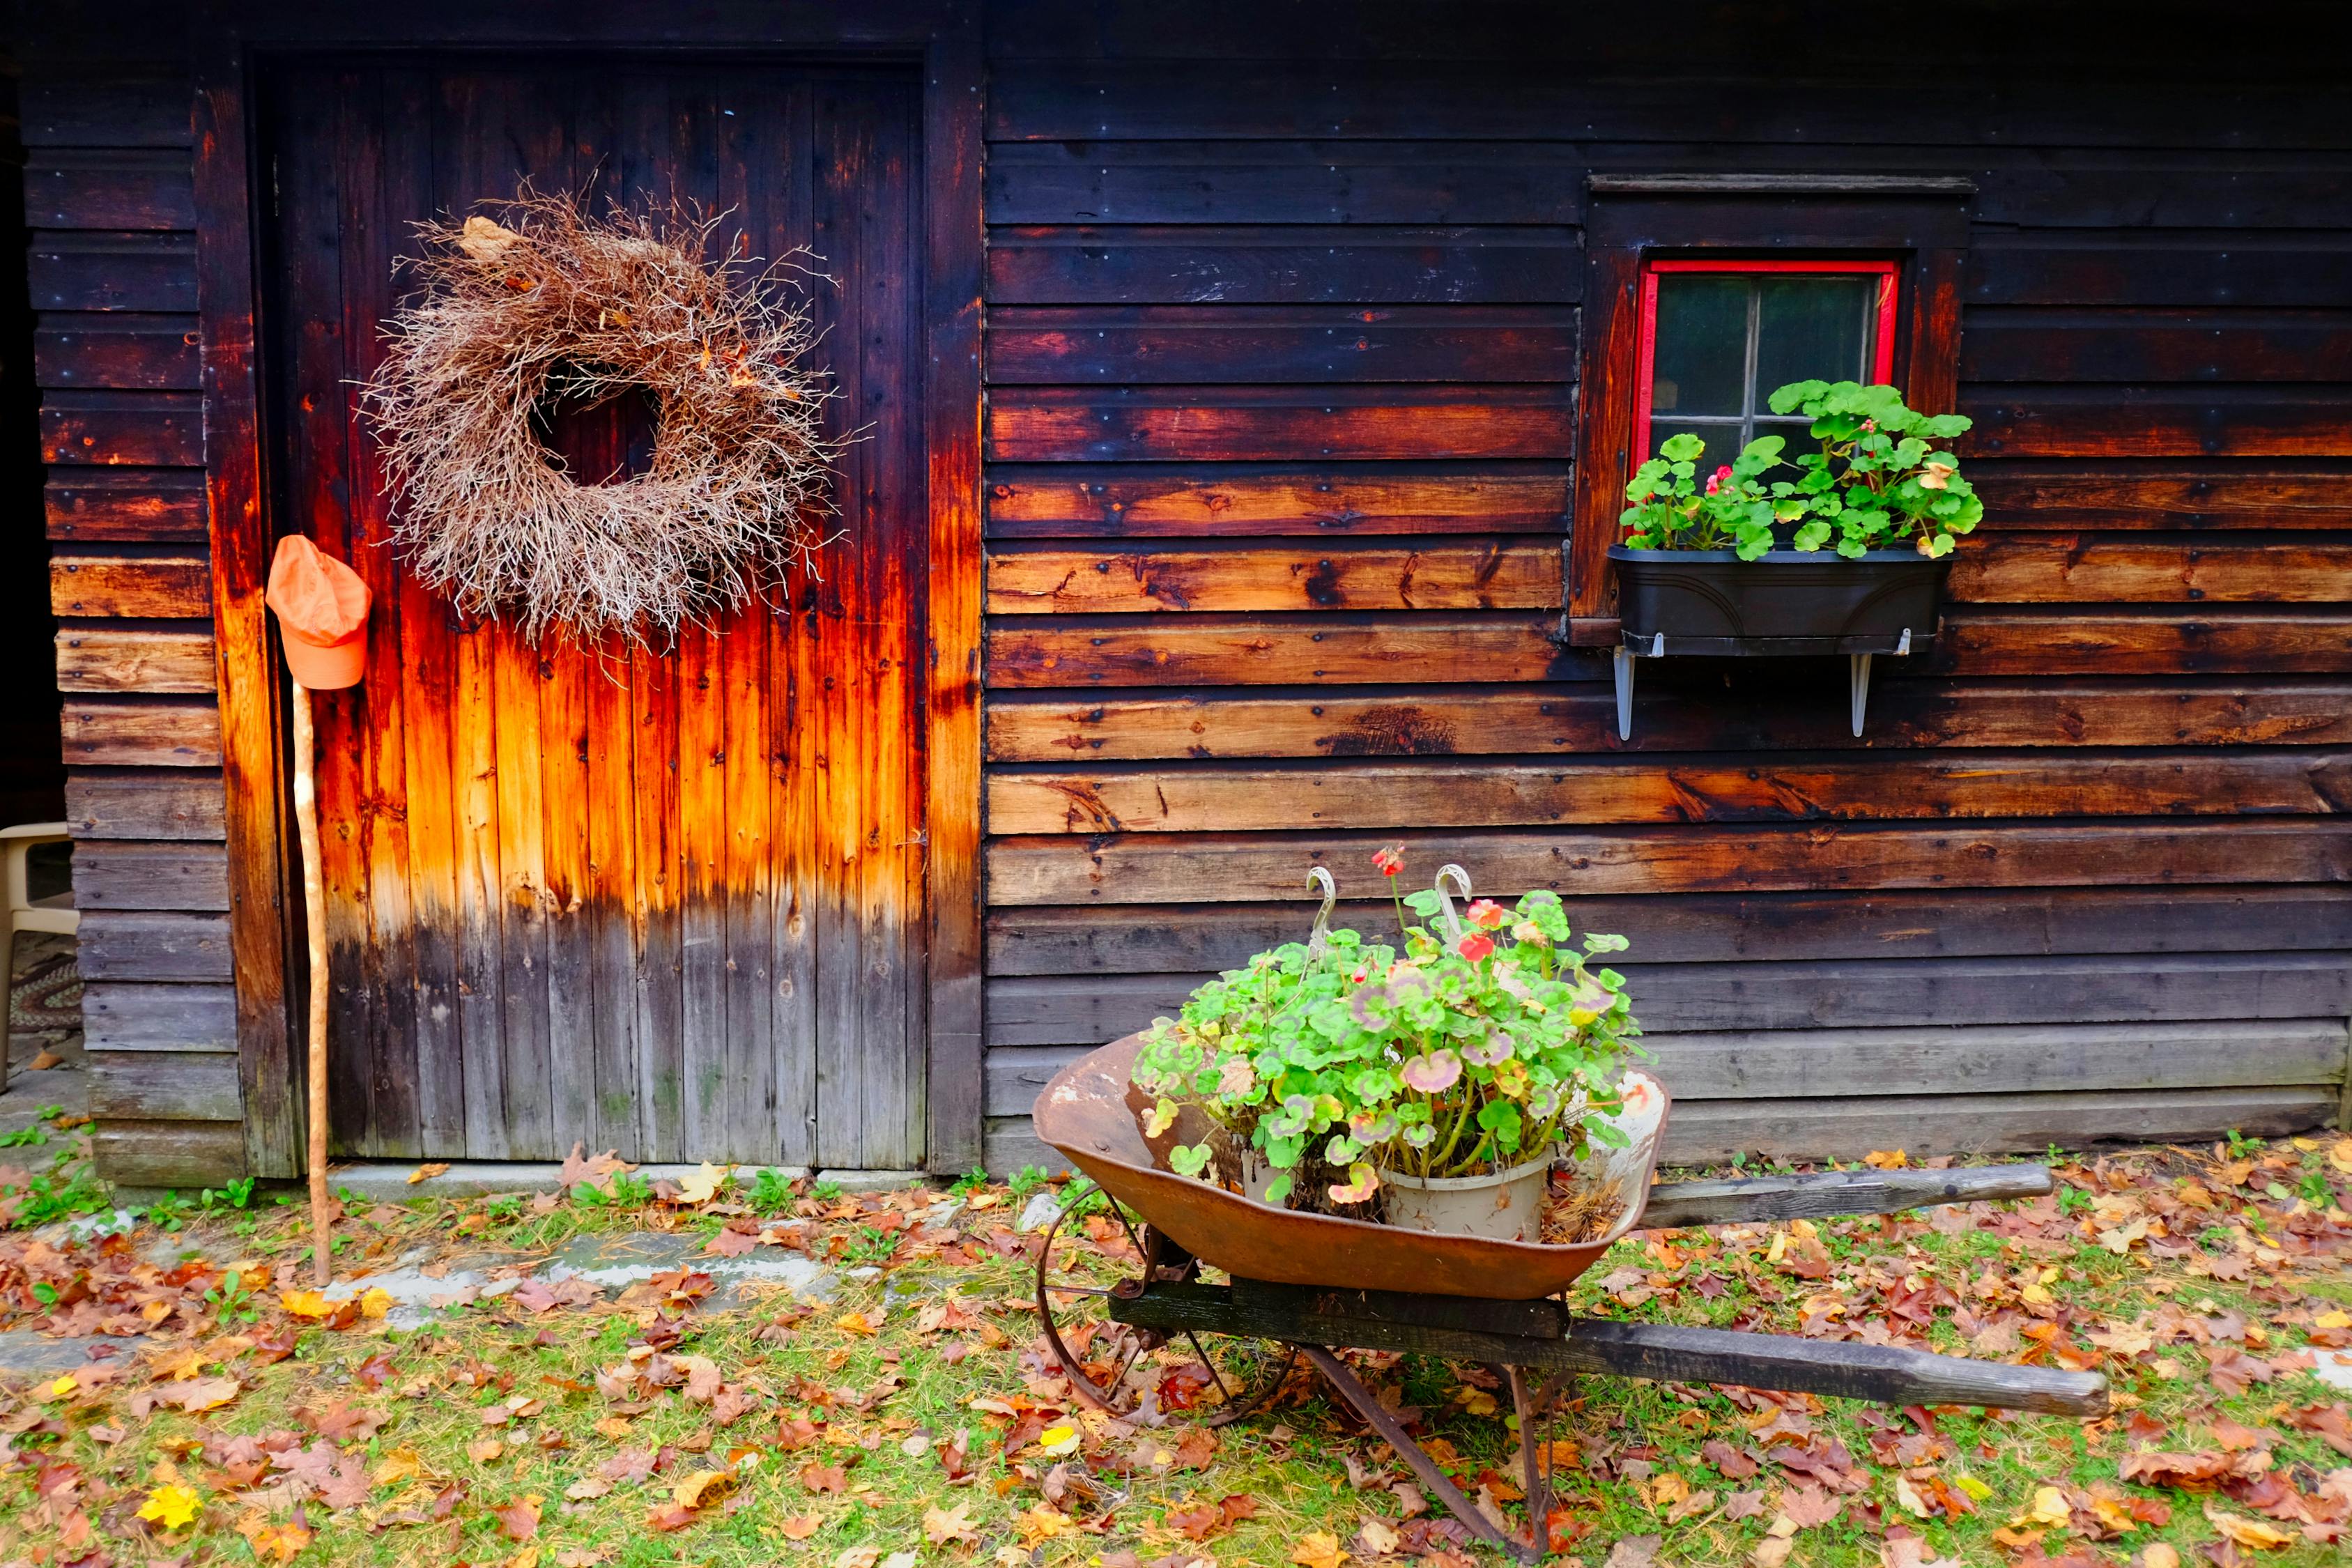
[1033,1180,1300,1424]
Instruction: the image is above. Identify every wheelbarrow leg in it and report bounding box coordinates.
[1500,1363,1553,1553]
[1300,1345,1539,1565]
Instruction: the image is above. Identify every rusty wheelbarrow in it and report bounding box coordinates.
[1031,1033,2107,1564]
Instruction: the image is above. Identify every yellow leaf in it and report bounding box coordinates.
[1893,1476,1932,1518]
[2017,1486,2071,1528]
[1863,1149,1908,1170]
[836,1312,877,1337]
[1952,1474,1992,1501]
[2329,1139,2352,1175]
[375,1447,429,1484]
[2204,1506,2293,1551]
[2020,1282,2056,1307]
[359,1287,394,1319]
[1031,1423,1082,1458]
[280,1289,337,1320]
[673,1162,728,1205]
[671,1469,737,1509]
[47,1374,77,1399]
[1290,1530,1348,1568]
[1015,1503,1074,1545]
[137,1483,201,1531]
[408,1162,451,1184]
[2316,1309,2352,1330]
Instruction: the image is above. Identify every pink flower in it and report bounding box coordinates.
[1372,845,1404,877]
[1401,1050,1462,1094]
[1466,898,1507,931]
[1455,932,1495,962]
[1703,463,1733,497]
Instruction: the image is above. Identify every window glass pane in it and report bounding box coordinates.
[1650,275,1748,417]
[1649,419,1742,470]
[1755,276,1873,397]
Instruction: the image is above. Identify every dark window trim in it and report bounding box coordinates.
[1565,178,1971,643]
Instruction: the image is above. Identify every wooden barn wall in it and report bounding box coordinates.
[20,8,243,1184]
[975,2,2352,1173]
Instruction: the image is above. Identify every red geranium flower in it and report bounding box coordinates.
[1466,898,1507,930]
[1455,933,1495,962]
[1372,845,1404,877]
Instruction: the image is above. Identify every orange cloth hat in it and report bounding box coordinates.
[265,535,371,689]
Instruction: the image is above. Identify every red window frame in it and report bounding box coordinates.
[1631,258,1900,464]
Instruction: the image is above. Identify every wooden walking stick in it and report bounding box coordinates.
[265,536,371,1286]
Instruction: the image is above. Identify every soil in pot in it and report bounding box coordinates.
[1380,1147,1554,1243]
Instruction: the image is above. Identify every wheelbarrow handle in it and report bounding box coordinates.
[1640,1162,2054,1231]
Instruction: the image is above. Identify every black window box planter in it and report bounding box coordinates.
[1606,545,1953,738]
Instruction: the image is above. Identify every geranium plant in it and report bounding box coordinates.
[1131,850,1645,1213]
[1620,381,1980,561]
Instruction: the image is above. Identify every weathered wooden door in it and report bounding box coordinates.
[261,60,929,1167]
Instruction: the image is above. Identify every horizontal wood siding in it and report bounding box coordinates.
[977,3,2352,1168]
[20,24,244,1186]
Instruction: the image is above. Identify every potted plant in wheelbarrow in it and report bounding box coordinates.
[1129,851,1663,1245]
[1608,380,1982,738]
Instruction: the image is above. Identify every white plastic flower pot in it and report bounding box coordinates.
[1379,1146,1557,1242]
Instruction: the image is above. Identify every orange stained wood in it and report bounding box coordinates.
[265,60,931,1166]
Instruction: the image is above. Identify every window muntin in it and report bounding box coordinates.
[1634,259,1898,468]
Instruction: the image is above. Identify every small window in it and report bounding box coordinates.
[1634,259,1898,466]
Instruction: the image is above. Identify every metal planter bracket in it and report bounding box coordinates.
[1616,627,1917,741]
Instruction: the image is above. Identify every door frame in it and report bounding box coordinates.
[191,0,985,1177]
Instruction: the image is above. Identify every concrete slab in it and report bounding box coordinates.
[544,1226,835,1306]
[0,1330,103,1380]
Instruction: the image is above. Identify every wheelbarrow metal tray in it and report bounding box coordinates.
[1032,1033,1670,1300]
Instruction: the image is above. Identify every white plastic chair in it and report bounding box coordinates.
[2,823,78,1089]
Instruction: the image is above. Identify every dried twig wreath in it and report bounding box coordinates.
[365,188,840,647]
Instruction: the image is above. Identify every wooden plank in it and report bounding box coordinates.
[986,305,1577,385]
[1640,1164,2054,1229]
[983,680,2352,762]
[1962,387,2352,459]
[64,770,224,841]
[1949,536,2352,604]
[87,1052,244,1121]
[24,153,197,229]
[46,470,209,541]
[1969,465,2352,530]
[985,141,1585,224]
[35,316,203,392]
[91,1120,248,1188]
[980,955,2352,1047]
[29,236,199,312]
[76,911,233,981]
[985,749,2352,834]
[1939,610,2352,675]
[985,62,2352,147]
[988,385,1574,463]
[70,840,231,912]
[986,541,1561,614]
[1123,1284,2112,1416]
[38,392,205,466]
[1659,1085,2337,1162]
[986,464,1571,538]
[1962,311,2352,384]
[61,698,221,767]
[1643,1017,2351,1099]
[49,553,212,617]
[985,820,2352,906]
[1969,243,2352,308]
[54,627,217,693]
[20,74,191,148]
[984,885,2352,975]
[986,613,1571,688]
[986,224,1582,305]
[81,982,236,1052]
